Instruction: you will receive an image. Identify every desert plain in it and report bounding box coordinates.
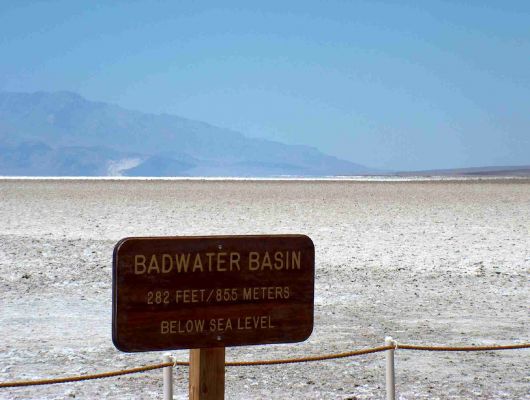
[0,178,528,399]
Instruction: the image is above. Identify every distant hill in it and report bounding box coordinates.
[0,91,370,177]
[396,165,530,177]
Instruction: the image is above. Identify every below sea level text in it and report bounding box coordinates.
[161,316,275,334]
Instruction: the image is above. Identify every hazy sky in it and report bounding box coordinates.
[1,1,529,170]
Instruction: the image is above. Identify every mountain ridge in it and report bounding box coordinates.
[0,91,370,176]
[396,165,530,177]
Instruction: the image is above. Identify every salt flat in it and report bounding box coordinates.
[0,179,528,399]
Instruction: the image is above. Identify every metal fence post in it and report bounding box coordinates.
[385,337,396,400]
[163,353,174,400]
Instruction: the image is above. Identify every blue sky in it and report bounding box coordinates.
[1,1,529,170]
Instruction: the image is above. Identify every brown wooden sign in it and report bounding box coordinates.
[112,235,314,352]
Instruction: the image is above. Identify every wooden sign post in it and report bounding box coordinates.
[112,235,315,399]
[189,347,225,400]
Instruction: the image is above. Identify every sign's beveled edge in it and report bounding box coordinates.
[112,237,130,352]
[112,234,315,353]
[116,326,315,353]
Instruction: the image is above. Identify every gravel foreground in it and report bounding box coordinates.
[0,179,529,400]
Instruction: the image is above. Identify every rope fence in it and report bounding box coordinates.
[395,343,530,352]
[1,341,528,389]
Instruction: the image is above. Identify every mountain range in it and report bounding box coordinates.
[0,91,370,177]
[397,165,530,177]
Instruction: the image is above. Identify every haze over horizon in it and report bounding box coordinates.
[1,1,529,171]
